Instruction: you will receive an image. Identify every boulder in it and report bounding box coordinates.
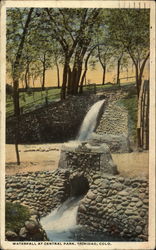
[6,231,19,241]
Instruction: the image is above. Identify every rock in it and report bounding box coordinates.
[29,209,38,215]
[19,227,28,238]
[25,220,38,232]
[6,187,13,192]
[87,191,96,200]
[96,196,103,203]
[118,177,125,183]
[125,209,137,216]
[94,179,101,185]
[139,188,146,193]
[140,211,145,217]
[129,202,136,207]
[143,199,148,205]
[118,191,129,196]
[100,181,109,189]
[124,179,131,186]
[131,197,139,202]
[121,201,129,207]
[135,225,143,234]
[18,192,24,197]
[6,231,19,240]
[116,205,122,211]
[129,215,141,221]
[132,182,140,188]
[107,203,113,208]
[79,204,87,213]
[136,201,143,208]
[93,174,101,180]
[111,183,123,191]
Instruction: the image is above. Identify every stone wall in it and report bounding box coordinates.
[96,101,129,136]
[6,169,70,217]
[5,142,149,241]
[6,95,100,144]
[59,142,148,241]
[6,168,148,241]
[77,175,148,241]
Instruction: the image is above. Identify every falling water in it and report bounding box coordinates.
[40,98,129,242]
[40,197,82,241]
[40,196,128,242]
[77,99,105,141]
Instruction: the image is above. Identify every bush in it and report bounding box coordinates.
[6,202,30,233]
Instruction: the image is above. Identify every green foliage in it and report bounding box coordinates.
[6,8,149,96]
[6,202,30,233]
[117,89,137,142]
[105,9,150,63]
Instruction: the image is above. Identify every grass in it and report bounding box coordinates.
[117,91,138,143]
[6,202,30,233]
[6,82,136,117]
[6,88,60,116]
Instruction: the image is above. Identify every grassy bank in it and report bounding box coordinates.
[6,88,60,117]
[117,88,137,144]
[6,202,30,233]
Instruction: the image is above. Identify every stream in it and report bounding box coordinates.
[40,197,130,242]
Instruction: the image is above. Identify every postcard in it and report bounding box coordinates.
[0,1,155,249]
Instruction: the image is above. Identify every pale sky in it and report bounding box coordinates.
[7,61,150,88]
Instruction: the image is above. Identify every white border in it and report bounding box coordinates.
[0,1,155,250]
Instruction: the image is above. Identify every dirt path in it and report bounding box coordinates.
[112,152,148,178]
[5,144,61,175]
[5,144,149,178]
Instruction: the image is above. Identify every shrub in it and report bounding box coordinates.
[6,202,30,233]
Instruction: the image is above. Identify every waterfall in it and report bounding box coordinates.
[40,197,82,241]
[77,99,105,141]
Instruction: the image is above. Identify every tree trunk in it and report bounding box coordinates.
[134,64,140,97]
[61,58,69,100]
[73,63,82,95]
[13,80,20,117]
[42,55,46,90]
[13,79,20,165]
[25,69,28,90]
[12,8,34,165]
[42,66,46,90]
[102,65,106,85]
[79,69,87,94]
[117,57,121,85]
[138,52,150,93]
[137,79,145,149]
[56,62,60,88]
[14,117,20,165]
[67,66,72,94]
[79,45,97,93]
[129,52,149,97]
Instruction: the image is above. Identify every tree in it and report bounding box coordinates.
[46,8,103,98]
[105,9,150,149]
[79,44,98,93]
[97,44,114,85]
[105,9,150,96]
[7,8,34,164]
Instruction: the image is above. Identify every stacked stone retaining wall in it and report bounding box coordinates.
[6,169,149,241]
[6,95,100,144]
